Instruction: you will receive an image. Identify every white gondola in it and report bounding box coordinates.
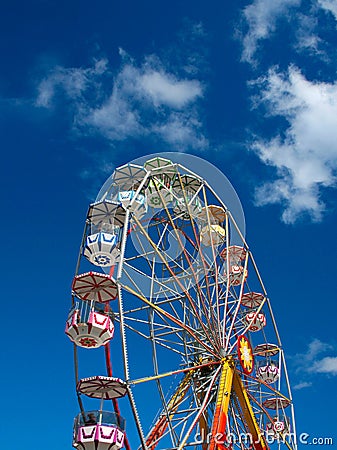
[117,190,147,218]
[73,411,125,450]
[200,225,226,246]
[173,194,202,220]
[244,311,266,332]
[263,398,291,436]
[73,377,127,449]
[65,306,114,349]
[224,265,248,286]
[266,416,290,436]
[144,157,177,209]
[221,246,248,285]
[146,179,173,208]
[84,232,120,267]
[256,363,280,384]
[172,175,202,220]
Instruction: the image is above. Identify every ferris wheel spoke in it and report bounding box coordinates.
[200,186,225,347]
[123,283,218,358]
[138,224,222,353]
[131,215,220,351]
[147,184,223,349]
[130,360,220,388]
[191,277,223,350]
[123,261,186,301]
[223,250,249,352]
[137,358,222,449]
[123,310,188,356]
[122,289,211,356]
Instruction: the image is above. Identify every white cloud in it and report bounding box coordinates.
[251,66,337,223]
[294,3,337,59]
[241,1,336,63]
[301,338,333,361]
[82,82,143,141]
[35,59,107,108]
[292,339,337,379]
[36,55,206,150]
[318,0,337,20]
[138,71,202,108]
[241,0,301,63]
[153,112,207,149]
[311,356,337,375]
[293,381,312,390]
[294,13,322,54]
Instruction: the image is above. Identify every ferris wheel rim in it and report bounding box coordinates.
[69,156,297,450]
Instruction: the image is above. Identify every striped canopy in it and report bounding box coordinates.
[77,376,127,399]
[72,272,118,303]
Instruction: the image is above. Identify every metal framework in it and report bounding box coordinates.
[68,157,297,450]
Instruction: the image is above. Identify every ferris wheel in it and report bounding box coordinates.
[66,155,297,450]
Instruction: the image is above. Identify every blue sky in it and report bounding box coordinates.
[1,0,337,448]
